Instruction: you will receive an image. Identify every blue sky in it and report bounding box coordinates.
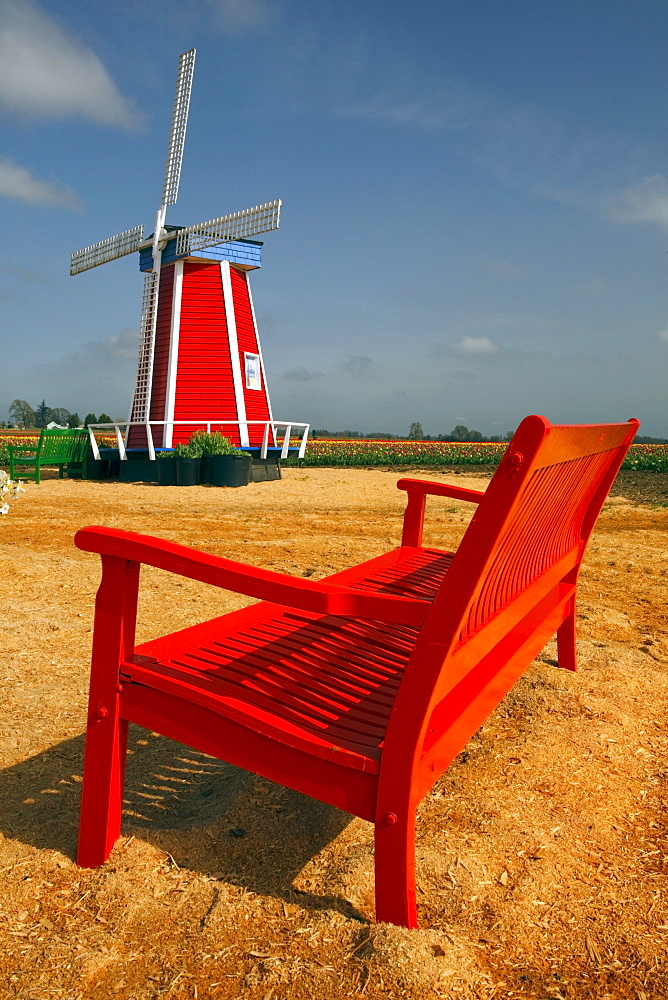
[1,0,667,436]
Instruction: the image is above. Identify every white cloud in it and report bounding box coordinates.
[658,327,668,344]
[605,175,668,227]
[432,335,506,363]
[342,80,492,132]
[334,63,622,210]
[0,157,79,207]
[84,328,139,362]
[0,0,139,126]
[454,335,499,356]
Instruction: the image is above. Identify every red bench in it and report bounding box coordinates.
[74,415,637,927]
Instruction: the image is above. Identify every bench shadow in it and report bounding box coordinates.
[0,728,364,921]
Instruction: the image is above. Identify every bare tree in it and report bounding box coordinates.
[9,399,36,428]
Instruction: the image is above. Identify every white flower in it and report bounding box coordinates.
[0,503,10,515]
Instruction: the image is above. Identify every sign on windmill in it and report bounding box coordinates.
[70,49,306,457]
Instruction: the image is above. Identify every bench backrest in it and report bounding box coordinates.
[386,416,638,762]
[436,416,637,644]
[38,429,89,463]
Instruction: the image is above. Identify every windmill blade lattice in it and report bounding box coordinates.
[70,225,144,276]
[128,271,160,423]
[162,48,196,209]
[175,199,281,256]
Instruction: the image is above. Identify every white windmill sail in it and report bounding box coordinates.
[162,47,196,208]
[129,48,196,426]
[175,199,281,256]
[70,225,144,276]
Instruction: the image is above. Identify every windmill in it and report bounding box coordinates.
[70,49,290,452]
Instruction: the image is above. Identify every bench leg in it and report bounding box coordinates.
[77,555,139,868]
[77,712,128,868]
[373,805,418,928]
[557,600,577,672]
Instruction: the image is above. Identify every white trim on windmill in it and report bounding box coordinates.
[220,261,250,448]
[245,274,276,446]
[163,261,184,449]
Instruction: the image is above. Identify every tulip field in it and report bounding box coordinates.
[285,438,668,471]
[1,431,667,471]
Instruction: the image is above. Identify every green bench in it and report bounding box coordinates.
[8,429,91,483]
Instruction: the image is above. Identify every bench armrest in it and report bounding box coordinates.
[396,477,485,547]
[7,445,38,456]
[397,478,485,504]
[75,526,430,629]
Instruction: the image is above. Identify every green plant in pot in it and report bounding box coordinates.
[173,441,201,486]
[192,431,252,488]
[190,430,234,455]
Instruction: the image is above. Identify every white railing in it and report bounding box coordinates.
[87,420,310,462]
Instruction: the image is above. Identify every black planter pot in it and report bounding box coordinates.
[86,459,109,480]
[176,456,200,486]
[119,459,159,483]
[250,455,282,482]
[202,453,252,487]
[86,447,119,480]
[157,456,178,486]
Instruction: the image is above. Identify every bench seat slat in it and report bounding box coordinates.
[198,634,399,713]
[130,548,455,771]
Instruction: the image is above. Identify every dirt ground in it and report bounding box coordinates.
[0,467,666,1000]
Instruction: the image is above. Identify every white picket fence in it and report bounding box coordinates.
[87,420,310,462]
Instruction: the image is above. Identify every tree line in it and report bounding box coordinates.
[312,422,514,442]
[312,422,667,444]
[4,399,113,430]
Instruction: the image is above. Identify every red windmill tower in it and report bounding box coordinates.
[70,50,307,460]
